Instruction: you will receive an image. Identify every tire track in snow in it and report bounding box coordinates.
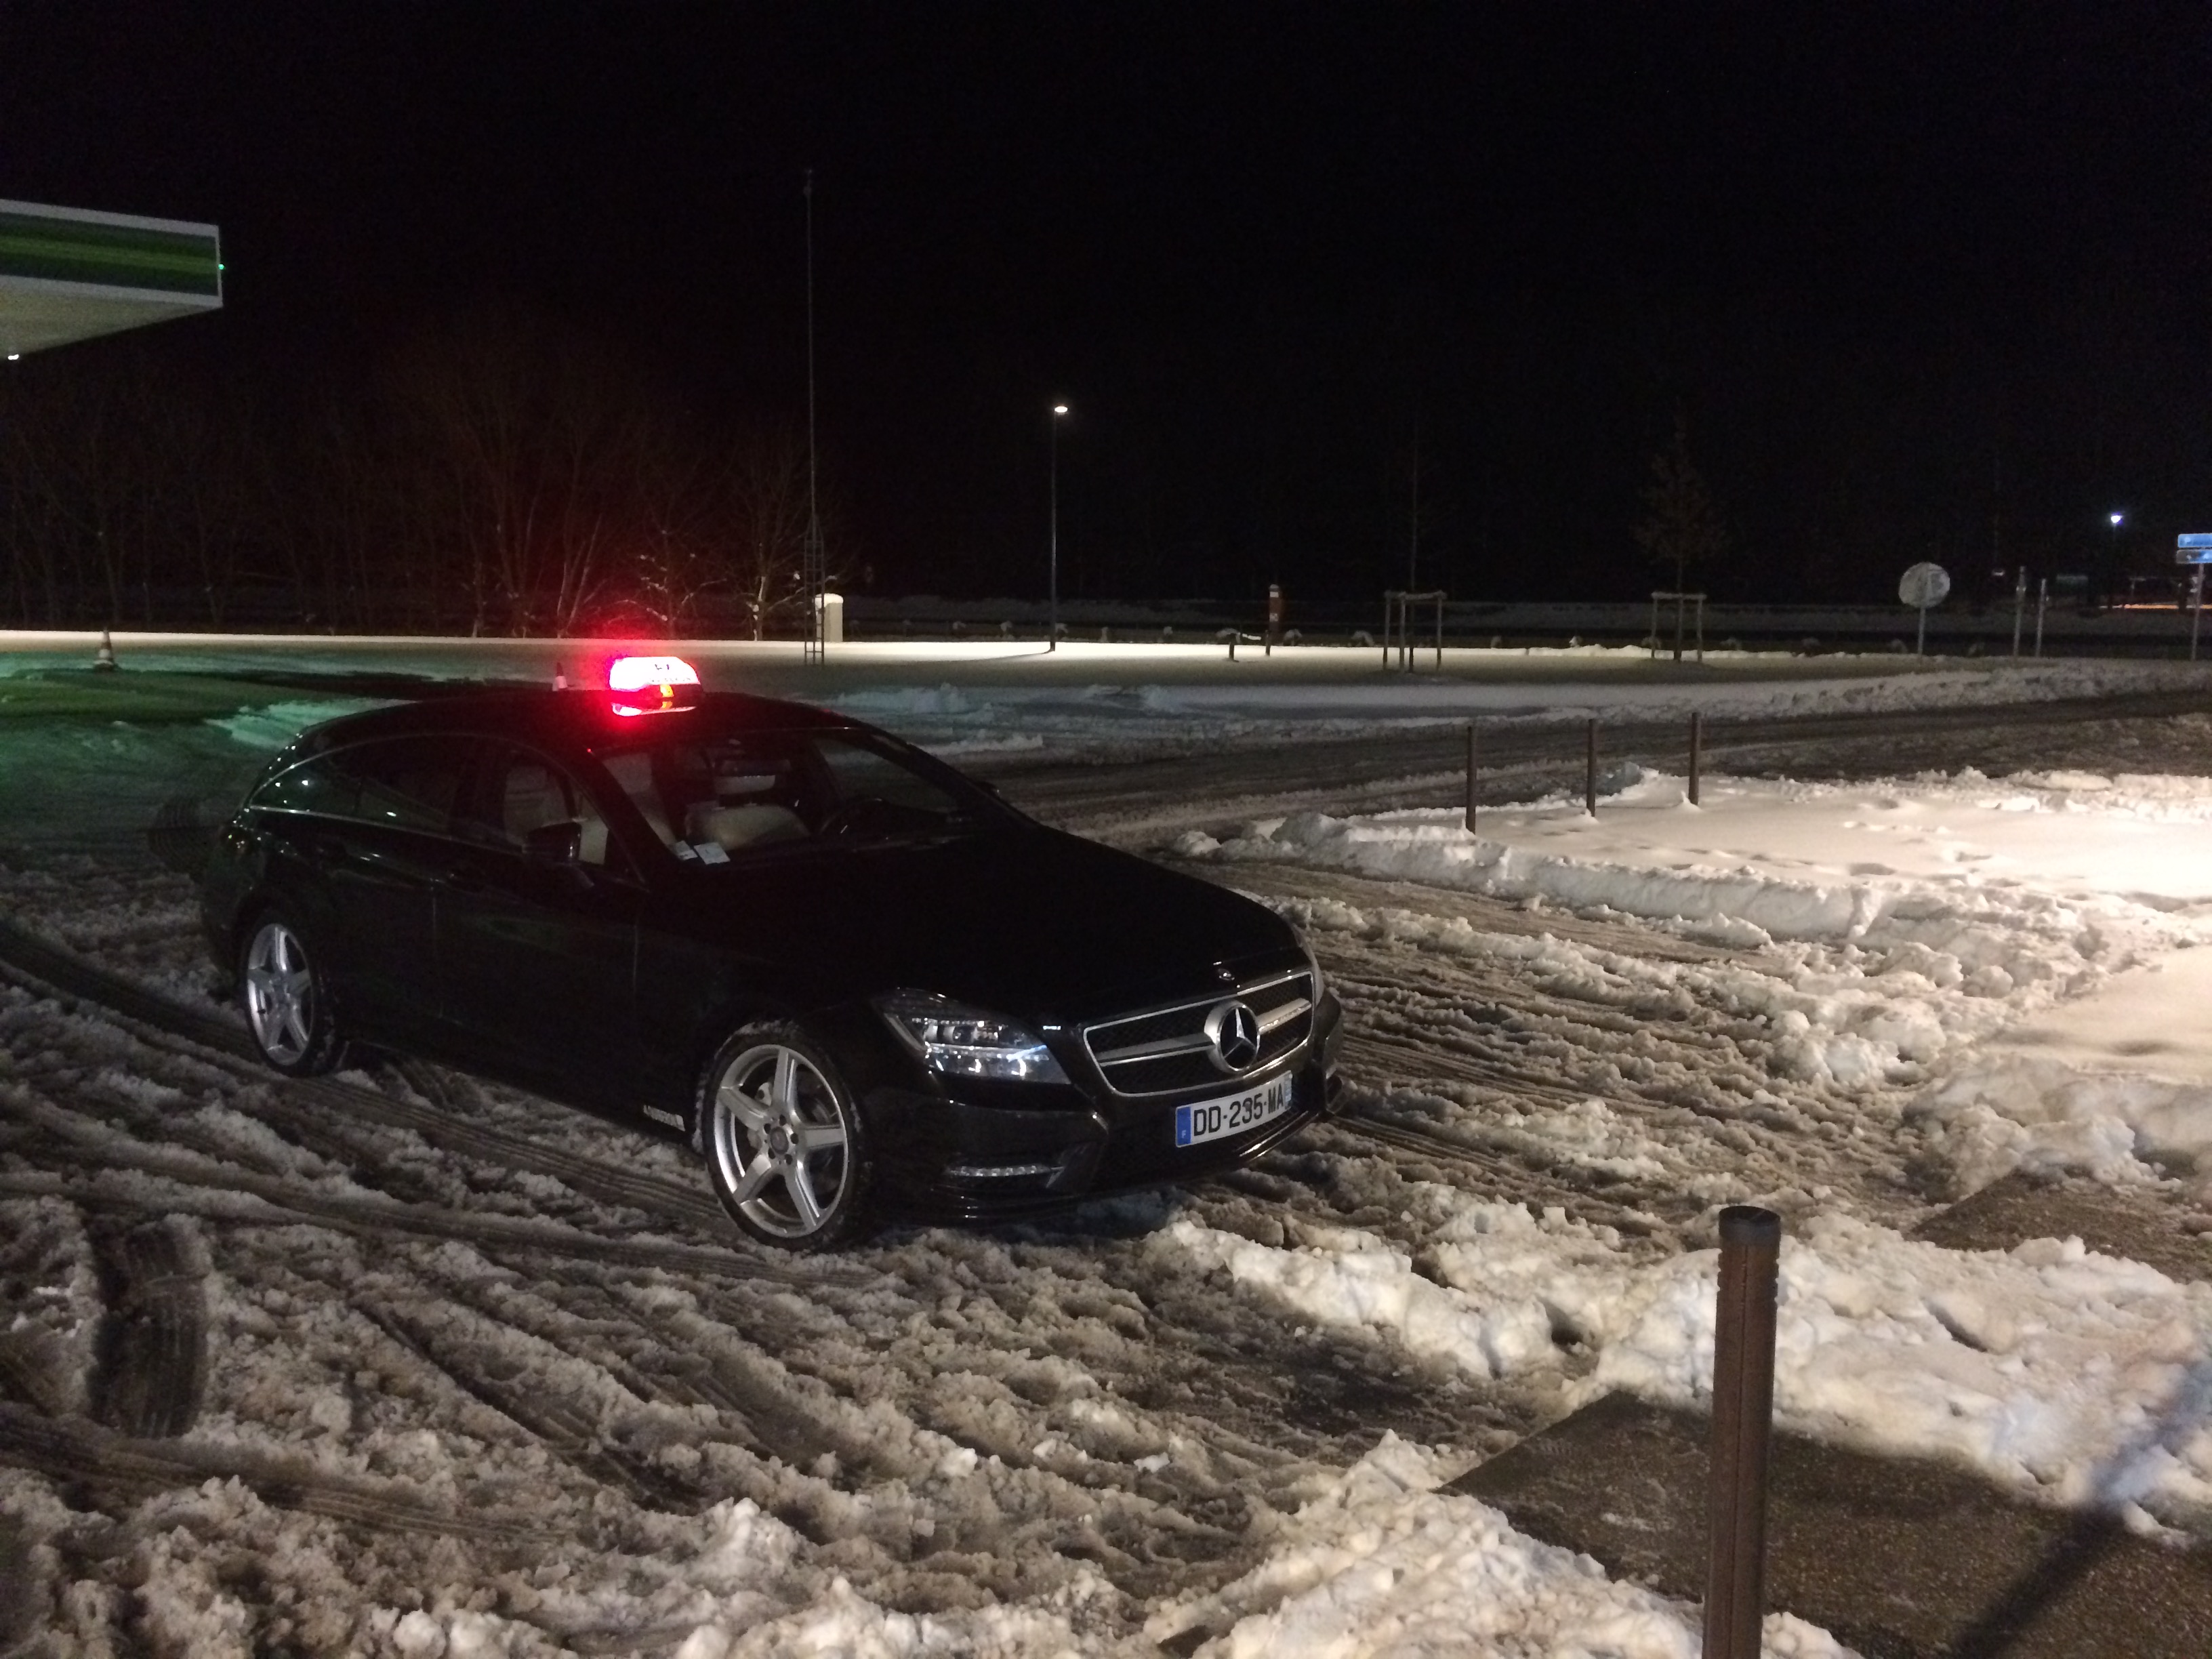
[0,1400,567,1547]
[352,1299,702,1512]
[0,915,733,1231]
[1290,900,1936,1228]
[1168,858,1754,967]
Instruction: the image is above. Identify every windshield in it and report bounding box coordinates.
[591,724,988,864]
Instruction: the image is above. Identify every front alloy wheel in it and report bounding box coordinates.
[703,1029,869,1248]
[241,914,344,1076]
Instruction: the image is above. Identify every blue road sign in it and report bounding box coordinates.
[2178,533,2212,564]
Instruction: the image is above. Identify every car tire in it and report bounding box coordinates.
[701,1023,873,1250]
[239,912,346,1078]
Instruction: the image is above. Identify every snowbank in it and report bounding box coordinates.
[1147,1434,1855,1658]
[1185,766,2212,1162]
[1164,1200,2212,1532]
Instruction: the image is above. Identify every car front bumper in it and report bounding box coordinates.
[865,989,1345,1222]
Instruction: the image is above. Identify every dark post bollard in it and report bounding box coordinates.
[1584,719,1598,816]
[1704,1205,1782,1659]
[1464,724,1478,832]
[1688,710,1702,806]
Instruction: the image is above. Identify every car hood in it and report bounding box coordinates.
[656,824,1296,1019]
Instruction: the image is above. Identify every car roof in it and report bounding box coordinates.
[289,688,857,760]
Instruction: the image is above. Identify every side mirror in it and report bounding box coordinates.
[523,820,583,866]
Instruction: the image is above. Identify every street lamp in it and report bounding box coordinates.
[1048,403,1069,651]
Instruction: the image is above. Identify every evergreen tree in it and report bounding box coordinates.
[1635,411,1729,592]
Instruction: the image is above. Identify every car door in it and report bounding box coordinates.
[434,740,645,1105]
[270,733,472,1050]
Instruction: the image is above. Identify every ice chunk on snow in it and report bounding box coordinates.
[1160,1217,1553,1378]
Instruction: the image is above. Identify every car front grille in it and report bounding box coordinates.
[1080,968,1315,1098]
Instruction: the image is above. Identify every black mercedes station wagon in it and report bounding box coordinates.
[202,657,1343,1248]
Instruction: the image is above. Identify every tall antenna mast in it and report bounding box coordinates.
[802,168,826,665]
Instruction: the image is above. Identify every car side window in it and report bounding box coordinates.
[329,736,470,834]
[815,735,963,817]
[459,742,619,869]
[598,733,817,859]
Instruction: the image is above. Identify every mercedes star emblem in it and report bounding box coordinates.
[1204,1000,1263,1072]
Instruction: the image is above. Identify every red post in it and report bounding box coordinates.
[1584,719,1598,816]
[1689,710,1702,806]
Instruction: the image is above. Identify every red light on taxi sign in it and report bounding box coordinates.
[606,655,701,716]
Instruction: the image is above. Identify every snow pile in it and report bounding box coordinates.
[1273,883,2026,1099]
[1147,1433,1855,1658]
[1912,1054,2212,1197]
[1184,767,2212,1132]
[1179,769,2212,949]
[1161,1216,1554,1379]
[1164,1200,2212,1532]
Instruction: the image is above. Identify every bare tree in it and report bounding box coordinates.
[391,312,655,636]
[722,430,818,639]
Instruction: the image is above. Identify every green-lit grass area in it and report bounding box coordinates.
[0,670,327,723]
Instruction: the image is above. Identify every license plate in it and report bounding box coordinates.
[1175,1071,1295,1148]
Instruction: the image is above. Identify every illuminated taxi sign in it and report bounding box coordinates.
[605,654,701,716]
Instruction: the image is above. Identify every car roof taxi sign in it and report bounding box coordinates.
[605,654,701,716]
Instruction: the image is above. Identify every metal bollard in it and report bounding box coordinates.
[1584,719,1597,816]
[1703,1205,1782,1659]
[1688,711,1702,806]
[1464,724,1477,833]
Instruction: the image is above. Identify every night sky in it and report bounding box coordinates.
[6,5,2211,609]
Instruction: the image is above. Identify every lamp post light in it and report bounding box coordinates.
[1048,403,1069,651]
[2110,511,2125,603]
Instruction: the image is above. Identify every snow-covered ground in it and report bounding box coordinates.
[5,639,2212,1655]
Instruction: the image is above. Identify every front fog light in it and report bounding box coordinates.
[876,991,1069,1084]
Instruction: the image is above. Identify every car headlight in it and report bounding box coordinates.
[876,991,1070,1084]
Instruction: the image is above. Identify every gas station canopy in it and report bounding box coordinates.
[0,198,222,358]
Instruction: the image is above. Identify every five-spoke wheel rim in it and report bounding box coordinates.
[709,1043,852,1239]
[243,920,316,1067]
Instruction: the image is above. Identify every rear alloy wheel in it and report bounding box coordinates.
[703,1027,870,1249]
[240,914,345,1077]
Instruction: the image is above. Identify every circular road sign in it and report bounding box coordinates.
[1899,562,1952,609]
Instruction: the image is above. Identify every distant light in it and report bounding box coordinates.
[2111,512,2125,526]
[1052,404,1069,415]
[4,354,16,362]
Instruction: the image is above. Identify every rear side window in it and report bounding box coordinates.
[255,735,470,834]
[252,754,356,817]
[336,737,468,832]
